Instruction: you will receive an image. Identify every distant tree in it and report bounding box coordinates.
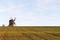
[2,24,5,27]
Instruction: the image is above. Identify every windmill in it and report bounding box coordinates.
[8,17,16,26]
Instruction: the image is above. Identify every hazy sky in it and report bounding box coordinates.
[0,0,60,26]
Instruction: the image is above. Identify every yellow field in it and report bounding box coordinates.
[0,26,60,40]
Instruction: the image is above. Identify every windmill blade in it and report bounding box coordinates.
[14,17,16,21]
[10,17,13,20]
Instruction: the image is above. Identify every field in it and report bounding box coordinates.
[0,26,60,40]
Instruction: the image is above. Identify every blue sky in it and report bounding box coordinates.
[0,0,60,26]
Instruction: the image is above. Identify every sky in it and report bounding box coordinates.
[0,0,60,26]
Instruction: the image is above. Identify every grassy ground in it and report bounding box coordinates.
[0,26,60,40]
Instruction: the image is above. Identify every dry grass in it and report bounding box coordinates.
[0,26,60,40]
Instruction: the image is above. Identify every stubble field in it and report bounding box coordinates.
[0,26,60,40]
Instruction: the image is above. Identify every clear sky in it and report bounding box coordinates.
[0,0,60,26]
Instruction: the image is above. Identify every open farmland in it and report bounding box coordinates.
[0,26,60,40]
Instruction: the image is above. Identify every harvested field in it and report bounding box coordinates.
[0,26,60,40]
